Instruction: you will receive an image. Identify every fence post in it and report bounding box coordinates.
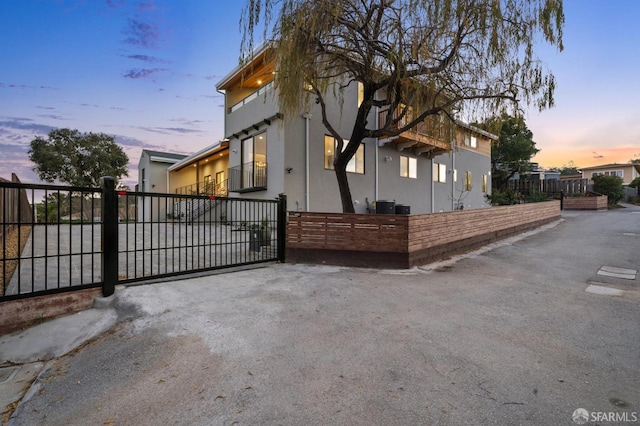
[277,193,287,263]
[560,190,564,211]
[101,177,118,297]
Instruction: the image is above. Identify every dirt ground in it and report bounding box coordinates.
[0,226,31,295]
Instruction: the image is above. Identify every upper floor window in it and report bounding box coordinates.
[400,156,417,179]
[464,133,477,148]
[324,136,365,174]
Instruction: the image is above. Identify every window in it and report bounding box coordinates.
[240,132,267,189]
[400,156,417,179]
[324,135,364,174]
[465,171,472,191]
[464,133,477,148]
[592,170,623,178]
[433,162,447,183]
[357,81,364,107]
[482,174,488,193]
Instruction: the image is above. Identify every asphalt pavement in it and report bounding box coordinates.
[2,204,639,425]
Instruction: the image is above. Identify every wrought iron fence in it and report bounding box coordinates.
[1,177,286,302]
[1,180,103,300]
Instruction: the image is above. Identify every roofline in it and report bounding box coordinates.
[168,140,229,172]
[455,120,499,140]
[216,42,272,90]
[579,163,639,171]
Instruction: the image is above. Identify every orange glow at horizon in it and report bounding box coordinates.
[533,146,639,170]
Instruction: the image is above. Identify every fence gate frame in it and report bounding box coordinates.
[1,177,286,303]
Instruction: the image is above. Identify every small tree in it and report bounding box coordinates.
[29,128,129,187]
[481,114,539,191]
[592,175,625,205]
[241,0,564,213]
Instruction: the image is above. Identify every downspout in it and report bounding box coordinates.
[375,105,379,202]
[302,113,311,211]
[451,138,456,211]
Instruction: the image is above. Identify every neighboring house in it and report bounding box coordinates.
[137,149,188,221]
[511,163,560,181]
[212,46,495,214]
[580,163,640,186]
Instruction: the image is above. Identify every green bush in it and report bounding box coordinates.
[486,188,519,206]
[524,189,552,203]
[592,175,625,204]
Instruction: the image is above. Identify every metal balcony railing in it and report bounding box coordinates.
[228,162,268,192]
[175,179,228,197]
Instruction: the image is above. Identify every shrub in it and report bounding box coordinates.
[592,175,625,204]
[486,188,519,206]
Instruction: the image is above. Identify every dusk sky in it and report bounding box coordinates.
[1,1,639,188]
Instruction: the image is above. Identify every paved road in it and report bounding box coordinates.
[9,206,640,425]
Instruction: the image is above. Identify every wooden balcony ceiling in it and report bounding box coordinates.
[219,51,275,91]
[391,131,451,156]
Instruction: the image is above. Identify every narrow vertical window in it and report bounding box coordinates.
[482,174,488,193]
[465,171,472,191]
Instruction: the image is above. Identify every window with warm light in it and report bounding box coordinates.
[465,171,472,191]
[324,135,364,174]
[482,174,488,193]
[240,132,267,188]
[400,156,417,179]
[433,163,447,183]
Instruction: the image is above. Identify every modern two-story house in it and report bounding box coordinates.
[213,46,495,215]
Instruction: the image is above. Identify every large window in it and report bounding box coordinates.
[433,162,447,183]
[400,156,417,179]
[240,132,267,189]
[324,136,364,174]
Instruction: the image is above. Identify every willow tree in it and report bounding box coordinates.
[241,0,564,213]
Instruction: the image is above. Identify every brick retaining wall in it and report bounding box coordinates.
[563,196,608,210]
[0,287,101,335]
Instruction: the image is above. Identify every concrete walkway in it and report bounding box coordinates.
[3,204,640,425]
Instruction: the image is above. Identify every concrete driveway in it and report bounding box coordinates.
[9,206,640,425]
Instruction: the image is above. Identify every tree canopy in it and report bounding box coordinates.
[479,114,539,191]
[29,128,129,187]
[241,0,564,212]
[558,161,580,176]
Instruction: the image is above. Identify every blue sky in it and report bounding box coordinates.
[1,0,639,188]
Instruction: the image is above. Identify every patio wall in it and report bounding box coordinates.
[286,201,561,269]
[563,196,608,210]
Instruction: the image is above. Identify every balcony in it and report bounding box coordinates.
[378,107,452,155]
[228,161,268,193]
[175,179,228,197]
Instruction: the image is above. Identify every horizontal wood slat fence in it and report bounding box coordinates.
[286,201,560,269]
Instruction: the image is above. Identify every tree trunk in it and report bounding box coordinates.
[334,164,354,213]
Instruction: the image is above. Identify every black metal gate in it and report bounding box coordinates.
[1,177,286,301]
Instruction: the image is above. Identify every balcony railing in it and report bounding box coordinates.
[175,179,228,197]
[229,162,268,192]
[228,82,274,114]
[378,107,452,152]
